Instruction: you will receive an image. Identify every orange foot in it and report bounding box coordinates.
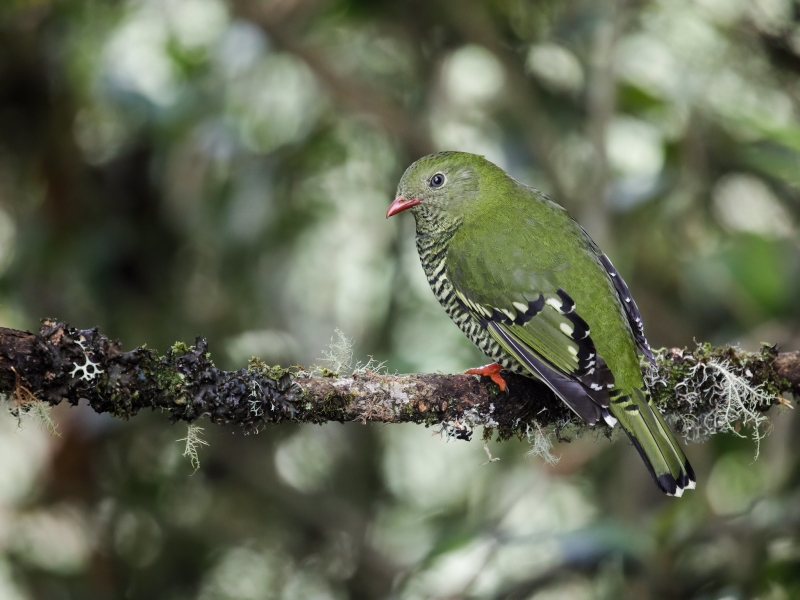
[465,363,507,392]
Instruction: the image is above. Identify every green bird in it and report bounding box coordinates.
[387,151,695,496]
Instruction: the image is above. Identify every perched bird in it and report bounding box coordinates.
[387,151,695,496]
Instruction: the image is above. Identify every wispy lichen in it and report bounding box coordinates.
[646,350,777,458]
[318,329,354,375]
[525,421,559,465]
[353,355,388,374]
[317,329,387,376]
[482,441,500,464]
[178,425,209,472]
[4,372,60,436]
[22,400,60,436]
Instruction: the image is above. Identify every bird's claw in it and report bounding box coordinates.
[465,363,508,392]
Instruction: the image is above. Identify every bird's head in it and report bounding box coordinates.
[387,151,504,225]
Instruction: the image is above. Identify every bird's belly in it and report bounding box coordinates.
[424,268,526,375]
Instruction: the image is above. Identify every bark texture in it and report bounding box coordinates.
[0,320,794,441]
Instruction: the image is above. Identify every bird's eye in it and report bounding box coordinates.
[430,173,445,188]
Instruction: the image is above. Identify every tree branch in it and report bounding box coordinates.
[0,320,794,443]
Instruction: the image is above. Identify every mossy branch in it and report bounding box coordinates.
[0,320,794,444]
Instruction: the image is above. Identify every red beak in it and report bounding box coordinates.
[386,196,420,218]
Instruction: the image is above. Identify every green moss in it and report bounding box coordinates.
[246,357,291,382]
[247,357,267,370]
[751,344,785,399]
[421,407,442,427]
[303,389,351,423]
[289,388,345,424]
[270,366,290,380]
[154,364,185,398]
[171,342,191,355]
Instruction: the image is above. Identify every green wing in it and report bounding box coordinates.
[451,275,615,424]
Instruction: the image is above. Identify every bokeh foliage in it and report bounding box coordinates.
[1,0,800,598]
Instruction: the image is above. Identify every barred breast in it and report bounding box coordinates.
[416,235,524,374]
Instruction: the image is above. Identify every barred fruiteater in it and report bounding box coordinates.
[386,151,695,496]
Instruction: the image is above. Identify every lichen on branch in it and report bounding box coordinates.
[0,320,794,448]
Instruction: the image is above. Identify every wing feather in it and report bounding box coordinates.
[597,253,655,364]
[457,284,615,407]
[487,322,603,424]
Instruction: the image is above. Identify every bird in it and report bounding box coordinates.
[386,151,695,496]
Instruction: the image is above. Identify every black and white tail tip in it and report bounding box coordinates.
[629,435,697,497]
[603,408,696,497]
[659,464,697,498]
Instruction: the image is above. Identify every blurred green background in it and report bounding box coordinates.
[1,0,800,598]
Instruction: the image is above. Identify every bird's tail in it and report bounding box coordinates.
[609,387,696,496]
